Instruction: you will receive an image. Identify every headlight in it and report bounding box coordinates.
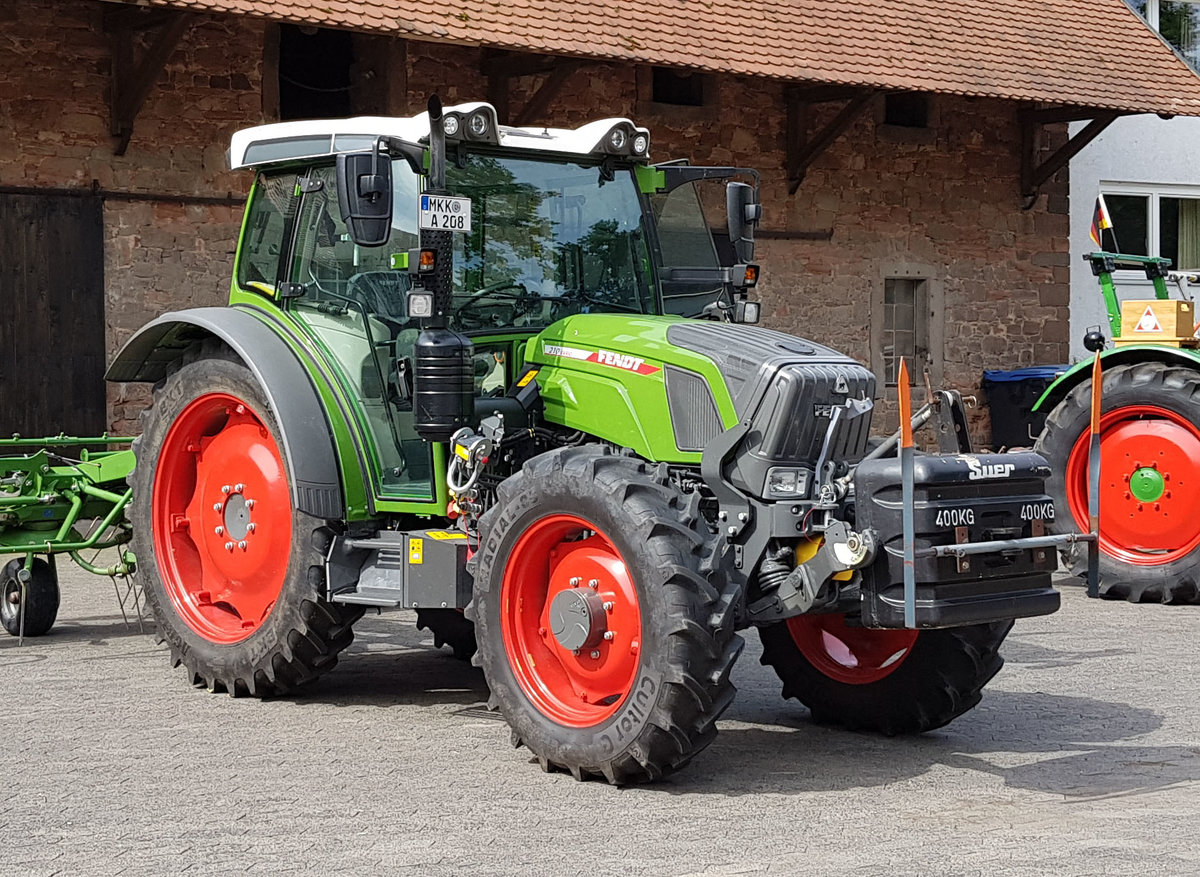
[632,134,649,155]
[765,467,810,499]
[609,128,627,151]
[468,110,490,137]
[442,114,460,136]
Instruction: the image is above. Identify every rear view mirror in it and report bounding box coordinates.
[336,150,392,246]
[726,181,761,264]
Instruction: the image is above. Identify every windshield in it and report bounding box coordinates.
[445,154,657,332]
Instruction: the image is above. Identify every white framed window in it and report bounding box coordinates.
[1126,0,1200,71]
[1100,182,1200,271]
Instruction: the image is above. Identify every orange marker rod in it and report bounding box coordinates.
[898,358,917,627]
[1086,353,1102,598]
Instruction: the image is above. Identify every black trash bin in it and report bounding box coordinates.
[982,365,1069,449]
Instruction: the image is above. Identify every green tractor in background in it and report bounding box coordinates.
[53,97,1072,783]
[1036,252,1200,603]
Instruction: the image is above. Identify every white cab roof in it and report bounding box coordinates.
[229,102,649,170]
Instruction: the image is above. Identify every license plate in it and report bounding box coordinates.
[419,194,471,232]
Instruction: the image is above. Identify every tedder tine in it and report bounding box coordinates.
[899,357,917,628]
[1087,353,1103,598]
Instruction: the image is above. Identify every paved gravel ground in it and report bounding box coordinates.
[5,568,1200,876]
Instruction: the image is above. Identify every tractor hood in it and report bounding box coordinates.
[527,314,875,466]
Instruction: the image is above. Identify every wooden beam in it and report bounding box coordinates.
[109,11,192,155]
[1021,110,1119,205]
[513,62,579,126]
[787,89,876,194]
[1021,105,1129,125]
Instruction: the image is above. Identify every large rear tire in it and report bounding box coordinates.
[1036,361,1200,603]
[758,616,1011,734]
[130,347,363,695]
[468,445,742,784]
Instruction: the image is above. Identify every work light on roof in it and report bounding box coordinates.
[442,115,460,136]
[594,122,650,158]
[468,110,490,137]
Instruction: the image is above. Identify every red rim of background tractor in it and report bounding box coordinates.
[1065,404,1200,566]
[500,514,643,728]
[152,392,292,645]
[785,614,918,685]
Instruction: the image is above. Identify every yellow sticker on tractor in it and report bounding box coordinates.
[516,369,539,388]
[427,530,468,540]
[409,537,423,564]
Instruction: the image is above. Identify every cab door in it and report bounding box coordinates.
[284,162,435,501]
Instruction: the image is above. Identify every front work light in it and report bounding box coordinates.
[407,291,434,319]
[443,115,461,136]
[766,466,809,499]
[468,111,490,138]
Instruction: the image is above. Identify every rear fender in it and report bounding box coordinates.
[106,307,345,520]
[1033,345,1200,414]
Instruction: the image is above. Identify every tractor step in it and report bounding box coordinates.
[327,527,473,611]
[331,588,404,607]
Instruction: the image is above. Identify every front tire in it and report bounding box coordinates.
[1036,361,1200,603]
[758,616,1011,734]
[469,445,742,784]
[1,558,59,637]
[130,347,363,695]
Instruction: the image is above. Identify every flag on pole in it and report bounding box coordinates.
[1089,194,1114,248]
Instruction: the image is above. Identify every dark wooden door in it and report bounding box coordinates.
[0,193,105,439]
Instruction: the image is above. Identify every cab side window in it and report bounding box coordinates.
[236,172,296,291]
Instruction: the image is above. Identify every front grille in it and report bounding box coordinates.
[745,361,876,464]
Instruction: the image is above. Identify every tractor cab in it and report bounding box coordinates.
[228,101,761,507]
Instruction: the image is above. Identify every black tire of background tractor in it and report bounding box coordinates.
[0,558,60,637]
[416,608,477,659]
[467,445,743,784]
[1035,361,1200,603]
[130,345,363,696]
[757,621,1012,734]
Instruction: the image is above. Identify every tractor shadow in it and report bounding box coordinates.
[289,616,489,708]
[670,688,1194,800]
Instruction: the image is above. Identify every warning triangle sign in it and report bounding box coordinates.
[1135,306,1163,333]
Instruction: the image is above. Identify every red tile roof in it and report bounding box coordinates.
[123,0,1200,115]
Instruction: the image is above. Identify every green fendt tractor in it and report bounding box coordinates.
[12,99,1067,783]
[1036,252,1200,603]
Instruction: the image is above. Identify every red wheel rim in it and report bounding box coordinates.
[152,393,292,644]
[1065,404,1200,566]
[500,514,642,728]
[786,615,917,685]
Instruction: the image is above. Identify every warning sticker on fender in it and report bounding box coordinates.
[1134,306,1163,333]
[542,342,661,376]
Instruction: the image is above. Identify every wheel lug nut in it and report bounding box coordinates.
[1124,492,1131,500]
[538,626,547,636]
[213,502,223,512]
[225,541,234,551]
[1155,503,1161,511]
[1137,503,1144,511]
[569,576,581,587]
[214,526,224,536]
[588,578,599,589]
[234,483,245,493]
[221,485,231,494]
[247,522,256,533]
[589,650,600,659]
[246,499,255,510]
[603,601,614,611]
[238,541,248,550]
[603,631,615,641]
